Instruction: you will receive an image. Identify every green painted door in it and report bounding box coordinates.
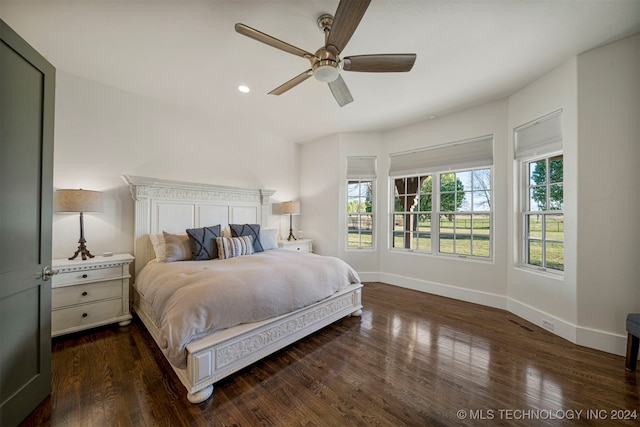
[0,19,55,426]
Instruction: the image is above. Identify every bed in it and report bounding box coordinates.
[122,175,363,403]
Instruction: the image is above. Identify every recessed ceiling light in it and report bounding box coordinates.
[238,85,250,93]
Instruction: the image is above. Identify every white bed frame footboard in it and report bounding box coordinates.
[123,175,363,403]
[133,283,362,403]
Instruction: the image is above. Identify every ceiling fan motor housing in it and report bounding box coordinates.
[312,46,340,82]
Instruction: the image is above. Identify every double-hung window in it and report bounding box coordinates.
[389,136,493,259]
[438,169,492,257]
[346,156,376,249]
[515,110,564,272]
[392,175,433,251]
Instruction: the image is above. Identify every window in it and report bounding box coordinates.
[522,155,564,271]
[515,110,564,272]
[392,175,432,251]
[389,136,493,259]
[347,157,376,249]
[438,169,492,257]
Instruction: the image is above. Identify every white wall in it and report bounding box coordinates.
[299,134,340,256]
[52,71,301,259]
[301,35,640,357]
[575,34,640,352]
[299,132,384,273]
[337,132,383,275]
[302,100,509,306]
[506,58,579,342]
[378,100,509,308]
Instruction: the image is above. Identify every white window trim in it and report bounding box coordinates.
[435,167,494,260]
[388,174,433,255]
[346,178,376,251]
[346,156,376,251]
[388,166,494,261]
[519,151,564,275]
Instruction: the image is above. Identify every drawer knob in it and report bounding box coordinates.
[82,274,88,279]
[82,313,88,318]
[82,291,88,296]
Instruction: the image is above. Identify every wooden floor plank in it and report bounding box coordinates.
[20,282,639,426]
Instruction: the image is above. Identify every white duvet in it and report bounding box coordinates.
[134,250,361,368]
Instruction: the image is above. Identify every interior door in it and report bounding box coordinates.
[0,19,55,426]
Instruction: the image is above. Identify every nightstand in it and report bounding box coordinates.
[51,254,134,337]
[278,238,314,253]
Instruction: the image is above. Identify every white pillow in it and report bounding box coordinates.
[260,228,278,250]
[149,234,166,262]
[149,232,191,262]
[162,232,192,262]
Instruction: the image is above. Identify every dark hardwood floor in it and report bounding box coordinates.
[21,282,638,426]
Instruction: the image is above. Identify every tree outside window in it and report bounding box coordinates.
[391,168,492,258]
[524,154,564,271]
[347,180,373,248]
[438,169,491,257]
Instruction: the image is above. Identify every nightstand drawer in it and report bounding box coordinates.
[53,266,123,286]
[283,243,309,252]
[52,299,123,332]
[52,280,122,309]
[278,239,313,253]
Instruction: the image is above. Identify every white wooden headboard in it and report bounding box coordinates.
[122,175,275,276]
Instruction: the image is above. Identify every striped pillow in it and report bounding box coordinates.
[216,236,254,259]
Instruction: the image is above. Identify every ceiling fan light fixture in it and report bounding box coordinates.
[314,65,339,82]
[313,61,339,82]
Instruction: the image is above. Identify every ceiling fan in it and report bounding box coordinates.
[235,0,417,107]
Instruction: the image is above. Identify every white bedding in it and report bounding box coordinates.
[134,250,361,368]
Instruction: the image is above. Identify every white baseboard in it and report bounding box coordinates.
[376,272,507,310]
[356,272,380,283]
[576,326,629,357]
[506,297,577,343]
[360,271,632,358]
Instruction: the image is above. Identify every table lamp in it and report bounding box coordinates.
[281,201,300,241]
[55,189,103,260]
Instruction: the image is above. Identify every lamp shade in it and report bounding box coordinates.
[281,201,300,215]
[55,189,103,213]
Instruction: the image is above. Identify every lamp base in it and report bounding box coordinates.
[69,239,95,260]
[286,213,297,241]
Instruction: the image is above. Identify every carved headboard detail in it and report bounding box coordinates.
[122,175,275,276]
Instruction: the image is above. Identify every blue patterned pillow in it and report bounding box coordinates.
[186,225,222,260]
[216,236,254,259]
[230,223,264,253]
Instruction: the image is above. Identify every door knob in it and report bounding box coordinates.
[42,266,59,281]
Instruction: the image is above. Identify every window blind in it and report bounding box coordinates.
[514,109,563,159]
[347,156,377,179]
[388,135,493,177]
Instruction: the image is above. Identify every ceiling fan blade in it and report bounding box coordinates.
[235,23,314,59]
[342,54,417,72]
[269,70,313,95]
[328,75,354,107]
[326,0,371,54]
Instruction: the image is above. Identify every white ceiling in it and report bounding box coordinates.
[2,0,639,143]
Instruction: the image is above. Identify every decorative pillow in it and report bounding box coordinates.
[186,225,222,260]
[162,231,192,262]
[149,233,166,262]
[259,228,278,250]
[230,223,263,253]
[216,236,254,260]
